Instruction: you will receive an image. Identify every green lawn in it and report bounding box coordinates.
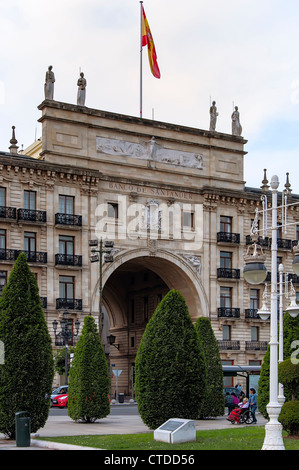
[38,427,299,451]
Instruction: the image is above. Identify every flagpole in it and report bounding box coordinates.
[140,1,143,118]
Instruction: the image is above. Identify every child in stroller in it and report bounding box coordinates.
[226,398,254,424]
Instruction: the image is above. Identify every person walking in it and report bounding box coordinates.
[249,388,258,423]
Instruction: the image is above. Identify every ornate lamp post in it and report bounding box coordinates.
[244,173,299,450]
[89,238,114,338]
[52,310,80,385]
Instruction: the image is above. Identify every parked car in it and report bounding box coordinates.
[52,393,68,408]
[50,386,68,406]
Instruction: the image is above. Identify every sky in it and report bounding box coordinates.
[0,0,299,194]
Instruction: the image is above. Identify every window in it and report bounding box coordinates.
[220,216,232,233]
[250,289,259,310]
[144,296,148,322]
[59,195,74,214]
[107,202,119,219]
[0,230,6,249]
[59,235,74,255]
[220,286,232,308]
[220,251,232,269]
[0,188,6,207]
[0,271,7,294]
[131,299,135,323]
[296,225,299,241]
[251,326,259,342]
[183,211,195,229]
[59,276,74,299]
[24,191,36,210]
[222,325,231,341]
[24,232,36,252]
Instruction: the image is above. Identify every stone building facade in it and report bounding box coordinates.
[1,99,299,395]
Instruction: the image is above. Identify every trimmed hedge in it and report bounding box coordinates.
[0,253,54,438]
[135,290,206,429]
[195,317,224,418]
[68,316,110,423]
[279,401,299,435]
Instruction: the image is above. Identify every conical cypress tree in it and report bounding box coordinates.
[68,316,110,423]
[135,290,206,429]
[195,317,225,418]
[0,253,54,438]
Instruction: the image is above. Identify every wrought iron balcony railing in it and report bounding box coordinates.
[217,268,240,279]
[55,254,82,267]
[245,341,268,351]
[55,213,82,227]
[218,340,240,350]
[56,298,82,310]
[217,232,240,244]
[245,308,260,319]
[0,248,19,261]
[245,235,292,250]
[17,208,46,223]
[16,250,48,263]
[0,206,17,219]
[218,307,240,318]
[40,297,47,309]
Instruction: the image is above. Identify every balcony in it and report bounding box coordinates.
[217,268,240,280]
[288,273,299,284]
[0,248,19,261]
[245,235,292,250]
[56,298,82,310]
[217,232,240,244]
[55,254,82,267]
[40,297,47,309]
[218,340,240,350]
[17,208,46,223]
[218,307,240,318]
[245,308,261,320]
[17,250,48,263]
[245,341,268,351]
[55,213,82,227]
[245,235,271,248]
[0,206,17,220]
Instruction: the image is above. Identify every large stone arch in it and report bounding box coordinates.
[91,248,209,327]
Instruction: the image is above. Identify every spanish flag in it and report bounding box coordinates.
[142,6,161,79]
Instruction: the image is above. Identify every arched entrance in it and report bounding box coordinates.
[94,249,209,397]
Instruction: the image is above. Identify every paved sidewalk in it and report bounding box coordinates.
[0,410,267,450]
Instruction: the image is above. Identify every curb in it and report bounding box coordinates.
[31,438,101,450]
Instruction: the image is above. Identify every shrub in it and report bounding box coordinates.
[278,358,299,401]
[135,290,206,430]
[68,316,110,423]
[279,401,299,435]
[0,253,54,438]
[195,317,224,418]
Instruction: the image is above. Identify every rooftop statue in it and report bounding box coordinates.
[77,72,87,106]
[44,65,55,100]
[209,101,218,131]
[231,106,242,136]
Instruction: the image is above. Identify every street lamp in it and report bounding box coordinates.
[107,334,120,350]
[89,238,115,337]
[52,310,80,385]
[244,172,299,451]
